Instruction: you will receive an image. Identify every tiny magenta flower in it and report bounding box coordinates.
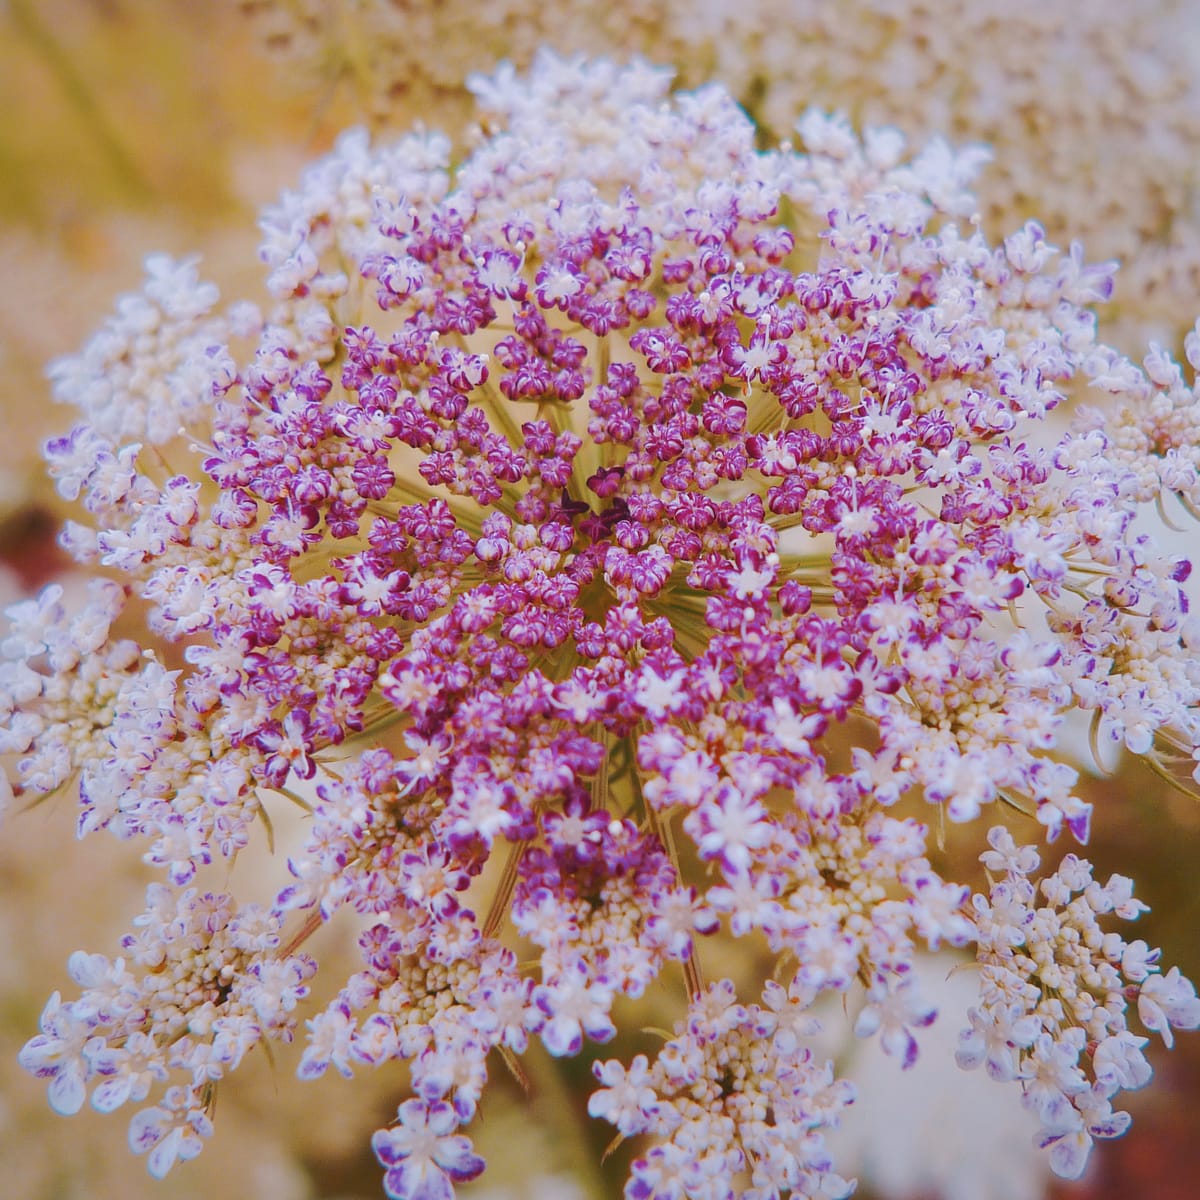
[6,51,1200,1198]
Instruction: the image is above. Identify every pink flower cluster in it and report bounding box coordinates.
[5,52,1200,1198]
[960,827,1200,1177]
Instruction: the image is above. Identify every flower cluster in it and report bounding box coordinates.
[18,885,314,1177]
[238,0,1200,346]
[6,52,1200,1199]
[960,828,1200,1178]
[590,978,855,1199]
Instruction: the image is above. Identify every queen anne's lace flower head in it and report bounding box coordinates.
[8,52,1200,1198]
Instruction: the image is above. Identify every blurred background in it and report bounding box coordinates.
[2,3,1200,1198]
